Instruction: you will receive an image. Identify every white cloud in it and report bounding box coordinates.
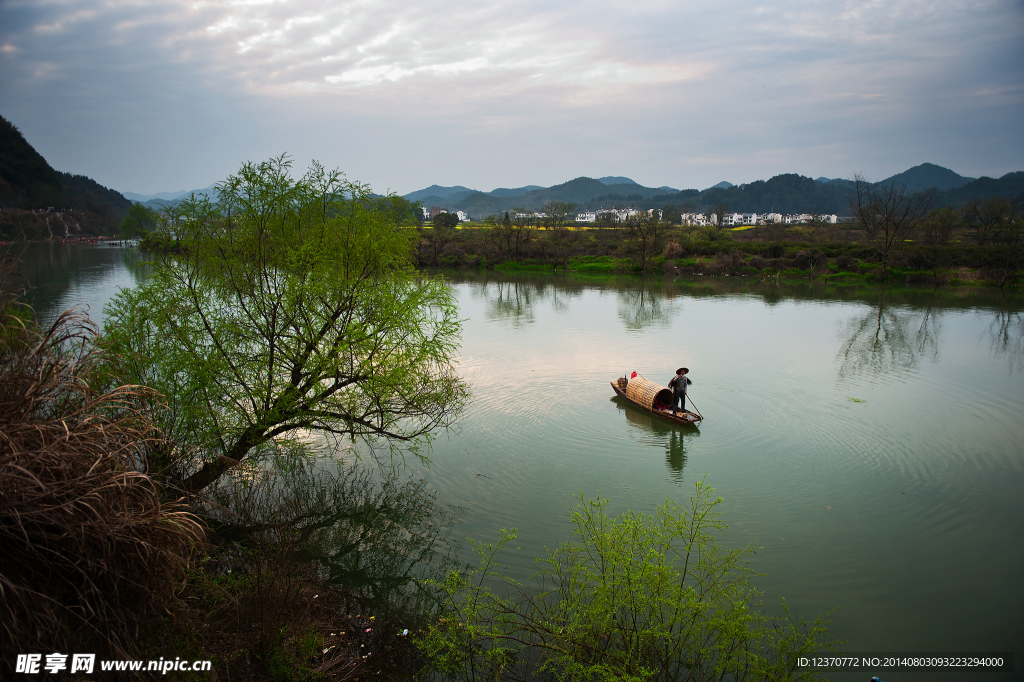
[0,0,1021,193]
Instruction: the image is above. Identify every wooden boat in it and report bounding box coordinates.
[611,375,702,425]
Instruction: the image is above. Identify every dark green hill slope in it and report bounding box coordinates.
[0,116,65,208]
[933,172,1024,207]
[0,115,131,233]
[428,177,682,216]
[650,174,855,214]
[404,184,475,202]
[879,163,974,192]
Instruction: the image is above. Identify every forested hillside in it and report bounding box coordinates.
[0,115,131,237]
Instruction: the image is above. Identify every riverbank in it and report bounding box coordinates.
[412,223,1023,287]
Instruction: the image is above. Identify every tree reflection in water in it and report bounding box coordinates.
[617,279,678,331]
[988,306,1024,374]
[481,279,539,327]
[203,460,463,620]
[837,288,942,379]
[615,399,699,482]
[471,275,589,326]
[453,270,1023,380]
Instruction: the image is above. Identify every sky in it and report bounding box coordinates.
[1,0,1022,197]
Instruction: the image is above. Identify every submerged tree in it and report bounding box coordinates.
[103,156,470,491]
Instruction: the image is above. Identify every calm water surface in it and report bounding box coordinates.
[14,243,1024,681]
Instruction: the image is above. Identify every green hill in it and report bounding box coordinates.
[932,172,1024,207]
[0,115,131,234]
[878,163,974,193]
[0,116,65,208]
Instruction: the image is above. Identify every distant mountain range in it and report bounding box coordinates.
[116,163,1023,221]
[123,185,217,204]
[3,112,1019,232]
[401,163,1022,217]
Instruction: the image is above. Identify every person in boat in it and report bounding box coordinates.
[668,367,691,415]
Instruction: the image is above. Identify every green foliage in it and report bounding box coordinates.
[417,479,838,682]
[661,204,682,225]
[102,155,470,491]
[434,211,460,228]
[138,229,178,252]
[565,255,635,272]
[120,202,161,237]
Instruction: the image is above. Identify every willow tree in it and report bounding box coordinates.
[104,156,469,491]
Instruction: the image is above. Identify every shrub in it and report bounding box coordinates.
[663,241,684,259]
[835,254,858,272]
[418,479,838,682]
[440,242,467,267]
[793,250,826,271]
[0,257,204,661]
[714,251,744,274]
[748,255,768,270]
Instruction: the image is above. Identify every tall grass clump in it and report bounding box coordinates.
[0,256,205,662]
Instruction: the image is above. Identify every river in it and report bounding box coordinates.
[10,242,1024,681]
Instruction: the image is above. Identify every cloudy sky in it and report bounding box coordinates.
[1,0,1021,196]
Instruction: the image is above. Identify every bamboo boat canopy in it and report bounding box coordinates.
[624,375,672,411]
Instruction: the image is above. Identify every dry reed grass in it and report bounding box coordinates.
[0,255,205,661]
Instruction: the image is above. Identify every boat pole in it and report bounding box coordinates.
[685,394,704,421]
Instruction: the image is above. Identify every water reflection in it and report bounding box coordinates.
[616,278,678,331]
[3,242,147,325]
[836,289,942,380]
[468,274,587,326]
[483,280,538,326]
[204,461,462,619]
[987,306,1024,374]
[614,398,699,482]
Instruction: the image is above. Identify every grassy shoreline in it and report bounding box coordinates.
[415,224,1021,287]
